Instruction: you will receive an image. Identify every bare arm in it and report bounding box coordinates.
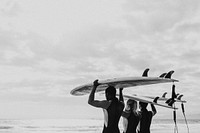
[88,80,98,105]
[88,80,110,109]
[122,117,128,133]
[151,104,157,116]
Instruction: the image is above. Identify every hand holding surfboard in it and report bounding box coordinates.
[70,69,178,96]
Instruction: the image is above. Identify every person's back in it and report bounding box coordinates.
[88,80,124,133]
[103,97,124,133]
[122,99,139,133]
[126,111,139,133]
[137,102,156,133]
[137,109,153,133]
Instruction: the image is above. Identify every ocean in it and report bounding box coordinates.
[0,119,199,133]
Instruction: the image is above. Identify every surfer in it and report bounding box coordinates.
[136,102,157,133]
[88,80,124,133]
[122,99,139,133]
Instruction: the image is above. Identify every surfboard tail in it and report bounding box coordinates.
[159,73,167,78]
[165,70,175,79]
[142,68,150,77]
[161,92,167,98]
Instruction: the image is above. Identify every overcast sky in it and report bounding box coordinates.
[0,0,200,120]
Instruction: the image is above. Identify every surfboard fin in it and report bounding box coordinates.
[153,97,159,103]
[176,93,180,97]
[161,92,167,98]
[159,73,167,78]
[165,70,174,79]
[166,98,175,106]
[166,84,176,106]
[177,94,183,100]
[172,84,177,99]
[142,68,150,77]
[166,98,171,104]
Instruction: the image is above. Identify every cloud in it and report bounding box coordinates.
[0,0,199,85]
[122,0,200,35]
[180,49,200,64]
[0,0,200,119]
[0,30,37,66]
[0,0,21,17]
[176,22,200,33]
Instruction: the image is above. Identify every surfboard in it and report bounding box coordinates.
[146,96,186,103]
[70,77,178,96]
[121,94,177,109]
[136,95,187,103]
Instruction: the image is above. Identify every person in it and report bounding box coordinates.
[88,79,124,133]
[136,102,157,133]
[122,99,139,133]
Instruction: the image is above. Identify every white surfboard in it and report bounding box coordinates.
[121,94,177,109]
[70,77,178,96]
[144,96,186,103]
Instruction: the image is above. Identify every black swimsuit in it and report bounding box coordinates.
[102,98,124,133]
[137,109,153,133]
[122,110,139,133]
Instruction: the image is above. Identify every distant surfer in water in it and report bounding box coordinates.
[122,99,139,133]
[136,102,157,133]
[88,80,124,133]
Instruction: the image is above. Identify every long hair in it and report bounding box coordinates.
[127,99,137,111]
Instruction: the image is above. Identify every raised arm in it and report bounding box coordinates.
[151,104,157,116]
[88,80,110,109]
[88,80,99,106]
[119,88,124,103]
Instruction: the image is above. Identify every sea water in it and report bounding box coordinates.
[0,119,199,133]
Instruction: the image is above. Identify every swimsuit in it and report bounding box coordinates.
[122,110,139,133]
[102,98,124,133]
[137,109,153,133]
